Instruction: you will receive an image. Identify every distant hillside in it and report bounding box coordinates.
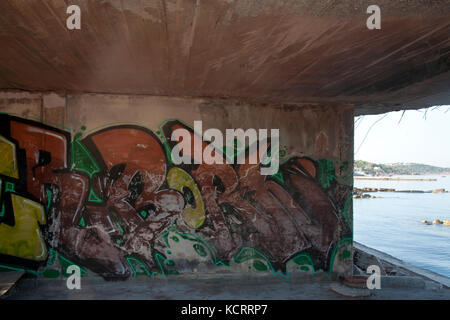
[354,160,450,176]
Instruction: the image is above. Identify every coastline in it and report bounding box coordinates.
[353,173,450,277]
[354,177,437,181]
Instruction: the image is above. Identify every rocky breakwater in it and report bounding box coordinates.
[353,188,377,199]
[421,219,450,226]
[353,187,449,199]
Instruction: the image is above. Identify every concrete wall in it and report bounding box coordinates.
[0,91,354,280]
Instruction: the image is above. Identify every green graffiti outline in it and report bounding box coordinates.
[159,226,344,280]
[126,257,152,278]
[341,194,353,231]
[328,237,353,274]
[157,118,288,168]
[0,249,99,281]
[0,115,351,281]
[162,225,230,267]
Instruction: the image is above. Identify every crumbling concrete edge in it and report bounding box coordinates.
[354,241,450,288]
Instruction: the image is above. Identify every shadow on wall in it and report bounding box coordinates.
[0,114,352,280]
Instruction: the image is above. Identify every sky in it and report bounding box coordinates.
[354,106,450,168]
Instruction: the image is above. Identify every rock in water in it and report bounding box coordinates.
[433,219,443,224]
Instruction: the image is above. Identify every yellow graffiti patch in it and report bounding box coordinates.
[0,135,19,179]
[0,179,3,218]
[167,167,205,228]
[0,194,47,261]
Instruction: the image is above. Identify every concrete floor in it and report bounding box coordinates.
[3,274,450,300]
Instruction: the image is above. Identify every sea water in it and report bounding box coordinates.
[353,175,450,277]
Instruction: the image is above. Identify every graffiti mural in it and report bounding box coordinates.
[0,114,352,280]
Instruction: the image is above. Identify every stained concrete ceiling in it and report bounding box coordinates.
[0,0,449,116]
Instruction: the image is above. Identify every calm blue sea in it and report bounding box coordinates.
[353,175,450,278]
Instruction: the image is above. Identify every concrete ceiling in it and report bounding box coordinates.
[0,0,449,115]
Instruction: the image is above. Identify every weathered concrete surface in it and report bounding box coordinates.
[0,91,354,280]
[0,271,25,297]
[4,243,450,300]
[0,1,449,115]
[3,275,450,300]
[0,91,42,120]
[66,93,354,171]
[0,91,66,126]
[354,242,450,288]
